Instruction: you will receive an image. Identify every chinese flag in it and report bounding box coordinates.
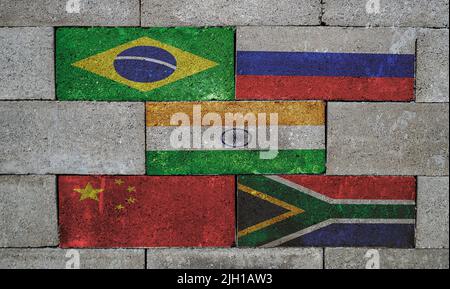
[59,176,235,248]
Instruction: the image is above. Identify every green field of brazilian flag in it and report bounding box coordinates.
[56,27,235,101]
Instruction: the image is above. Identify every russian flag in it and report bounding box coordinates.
[236,27,416,101]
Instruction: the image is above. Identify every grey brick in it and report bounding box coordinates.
[325,248,449,269]
[147,248,323,269]
[0,249,145,269]
[0,0,139,26]
[327,103,449,176]
[0,102,145,174]
[141,0,321,26]
[0,175,57,247]
[417,177,449,248]
[416,29,449,102]
[323,0,449,28]
[0,28,54,100]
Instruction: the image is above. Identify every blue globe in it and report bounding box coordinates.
[113,46,177,83]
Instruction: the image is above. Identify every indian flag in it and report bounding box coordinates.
[146,101,325,175]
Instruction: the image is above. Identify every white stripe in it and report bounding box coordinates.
[115,56,177,70]
[265,175,415,205]
[237,27,416,54]
[146,125,325,150]
[260,219,415,248]
[337,219,415,224]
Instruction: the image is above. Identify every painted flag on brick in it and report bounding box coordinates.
[59,176,235,248]
[146,101,325,175]
[56,27,234,101]
[236,27,415,101]
[238,175,416,248]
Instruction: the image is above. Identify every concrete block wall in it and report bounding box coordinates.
[0,0,448,269]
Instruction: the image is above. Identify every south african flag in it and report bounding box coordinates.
[238,175,416,248]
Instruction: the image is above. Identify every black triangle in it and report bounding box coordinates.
[238,189,290,231]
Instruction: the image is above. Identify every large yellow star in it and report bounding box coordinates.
[74,183,104,202]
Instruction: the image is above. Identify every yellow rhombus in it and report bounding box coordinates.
[72,36,218,92]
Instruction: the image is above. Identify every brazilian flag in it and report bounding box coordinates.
[56,27,234,101]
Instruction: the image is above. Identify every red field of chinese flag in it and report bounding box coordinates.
[59,176,235,248]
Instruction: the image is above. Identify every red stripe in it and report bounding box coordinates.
[279,176,416,200]
[236,75,414,101]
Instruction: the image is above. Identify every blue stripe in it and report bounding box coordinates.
[281,223,414,248]
[237,51,415,78]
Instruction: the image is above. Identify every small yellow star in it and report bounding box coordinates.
[127,186,136,193]
[126,196,137,204]
[114,179,124,185]
[115,204,125,211]
[74,183,103,202]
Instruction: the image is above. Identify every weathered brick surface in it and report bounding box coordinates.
[0,0,139,26]
[0,176,58,247]
[0,27,54,100]
[416,177,449,248]
[325,248,449,269]
[0,102,145,174]
[141,0,321,26]
[323,0,449,28]
[416,29,449,102]
[327,103,449,176]
[0,1,448,271]
[147,248,323,269]
[0,249,145,269]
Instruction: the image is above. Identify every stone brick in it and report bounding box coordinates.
[0,102,145,174]
[0,176,57,247]
[327,103,449,175]
[416,177,449,248]
[0,27,54,100]
[147,248,323,269]
[0,0,139,26]
[416,29,449,102]
[141,0,321,26]
[325,248,449,269]
[0,249,145,269]
[322,0,449,28]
